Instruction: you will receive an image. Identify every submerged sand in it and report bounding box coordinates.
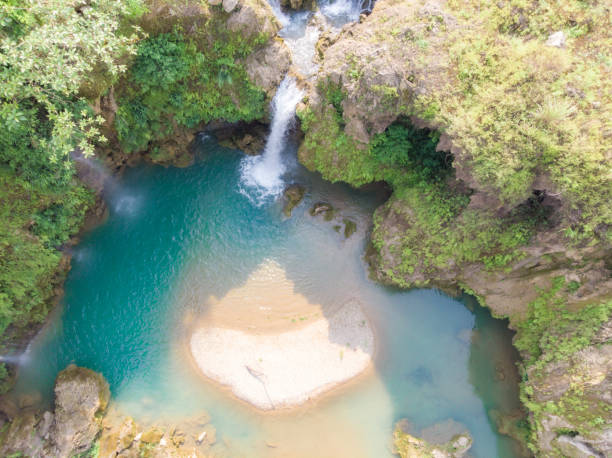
[189,260,374,410]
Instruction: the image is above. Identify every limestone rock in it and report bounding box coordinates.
[343,218,356,238]
[141,427,164,444]
[245,39,292,97]
[0,411,45,457]
[227,0,281,39]
[48,364,110,457]
[546,31,566,48]
[393,420,472,458]
[222,0,239,13]
[283,184,306,216]
[280,0,316,10]
[310,202,335,220]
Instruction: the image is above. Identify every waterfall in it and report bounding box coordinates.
[267,0,291,27]
[319,0,363,24]
[239,0,366,204]
[240,77,305,203]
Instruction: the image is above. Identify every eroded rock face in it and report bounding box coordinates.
[49,364,110,457]
[0,365,109,457]
[245,39,292,98]
[529,335,612,457]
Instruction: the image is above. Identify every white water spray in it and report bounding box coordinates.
[319,0,363,24]
[240,77,304,202]
[267,0,291,27]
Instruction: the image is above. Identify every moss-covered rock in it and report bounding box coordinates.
[49,364,110,457]
[393,421,472,458]
[283,184,306,217]
[97,0,289,167]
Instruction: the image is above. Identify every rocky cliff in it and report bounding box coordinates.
[297,0,612,455]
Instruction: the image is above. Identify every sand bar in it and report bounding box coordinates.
[189,260,374,409]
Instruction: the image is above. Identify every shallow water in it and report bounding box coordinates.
[13,138,524,457]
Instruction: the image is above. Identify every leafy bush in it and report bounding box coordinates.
[370,120,447,182]
[515,277,612,369]
[115,28,266,153]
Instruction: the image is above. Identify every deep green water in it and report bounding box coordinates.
[13,138,524,457]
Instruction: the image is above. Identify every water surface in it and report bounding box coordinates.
[13,138,524,457]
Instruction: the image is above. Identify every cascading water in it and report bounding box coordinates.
[319,0,363,25]
[240,0,367,203]
[267,0,291,27]
[239,76,304,203]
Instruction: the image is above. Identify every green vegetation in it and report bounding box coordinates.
[0,0,142,389]
[439,0,612,241]
[115,24,266,154]
[515,277,612,370]
[299,95,550,281]
[514,278,612,452]
[369,120,446,182]
[0,0,271,392]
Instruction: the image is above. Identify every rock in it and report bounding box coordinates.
[149,127,198,167]
[245,39,292,97]
[0,396,18,420]
[39,411,54,439]
[280,0,316,10]
[546,31,566,48]
[141,427,164,444]
[283,184,306,217]
[171,428,186,447]
[117,417,137,451]
[393,421,473,458]
[48,364,110,457]
[310,202,334,220]
[235,133,264,155]
[222,0,239,13]
[208,0,222,4]
[343,219,356,238]
[227,0,281,39]
[220,124,268,155]
[0,411,45,457]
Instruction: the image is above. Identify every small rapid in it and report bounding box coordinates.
[239,76,304,203]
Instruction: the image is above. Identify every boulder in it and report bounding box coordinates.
[280,0,316,10]
[309,202,334,220]
[0,411,45,457]
[245,39,292,97]
[343,219,357,238]
[393,420,473,458]
[546,31,566,48]
[227,0,281,39]
[48,364,110,457]
[222,0,239,13]
[283,184,306,217]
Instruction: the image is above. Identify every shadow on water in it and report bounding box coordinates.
[9,135,529,457]
[463,294,532,457]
